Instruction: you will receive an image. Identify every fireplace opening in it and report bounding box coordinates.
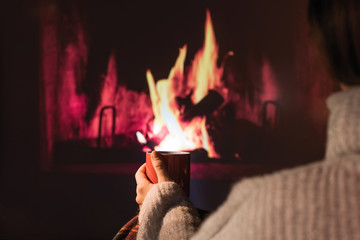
[40,0,333,175]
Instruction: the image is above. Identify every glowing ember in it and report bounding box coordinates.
[136,131,147,144]
[143,10,227,158]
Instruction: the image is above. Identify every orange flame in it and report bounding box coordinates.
[189,10,223,103]
[145,10,226,158]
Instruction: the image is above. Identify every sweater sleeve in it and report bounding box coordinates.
[137,182,201,240]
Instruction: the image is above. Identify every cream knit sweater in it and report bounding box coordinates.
[137,87,360,240]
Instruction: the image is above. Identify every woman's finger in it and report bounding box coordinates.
[151,151,172,182]
[135,163,149,184]
[135,163,154,206]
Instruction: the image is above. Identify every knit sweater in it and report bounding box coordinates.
[137,87,360,240]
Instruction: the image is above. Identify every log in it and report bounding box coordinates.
[180,89,224,122]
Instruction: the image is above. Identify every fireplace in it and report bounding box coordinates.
[39,0,334,177]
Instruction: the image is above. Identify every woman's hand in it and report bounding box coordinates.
[135,151,172,207]
[135,163,152,208]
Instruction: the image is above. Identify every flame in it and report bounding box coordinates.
[145,10,225,158]
[189,10,223,103]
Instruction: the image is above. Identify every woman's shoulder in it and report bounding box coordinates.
[231,153,360,194]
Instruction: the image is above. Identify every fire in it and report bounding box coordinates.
[41,2,282,166]
[141,10,227,158]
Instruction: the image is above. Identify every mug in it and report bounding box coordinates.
[146,151,191,196]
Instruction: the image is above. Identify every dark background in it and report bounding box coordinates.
[1,0,336,239]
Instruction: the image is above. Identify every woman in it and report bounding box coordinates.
[134,0,360,239]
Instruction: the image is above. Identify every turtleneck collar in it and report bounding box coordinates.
[325,86,360,159]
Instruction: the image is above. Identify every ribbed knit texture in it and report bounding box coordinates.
[137,87,360,240]
[326,87,360,158]
[138,182,201,240]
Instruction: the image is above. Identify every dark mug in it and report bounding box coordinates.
[146,151,191,196]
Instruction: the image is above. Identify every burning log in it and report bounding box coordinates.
[176,91,194,115]
[180,89,224,122]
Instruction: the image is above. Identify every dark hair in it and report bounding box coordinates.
[308,0,360,85]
